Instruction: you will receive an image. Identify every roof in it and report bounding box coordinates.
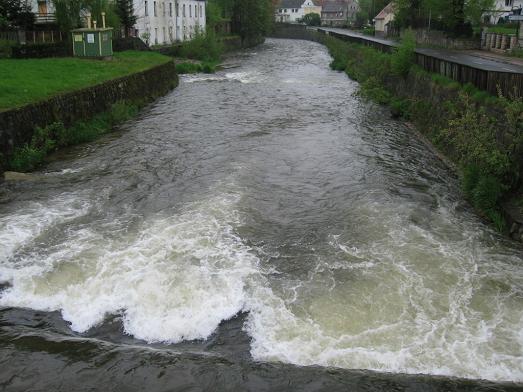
[374,2,394,19]
[277,0,319,8]
[321,0,350,13]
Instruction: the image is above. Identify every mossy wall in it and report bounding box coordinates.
[0,61,178,173]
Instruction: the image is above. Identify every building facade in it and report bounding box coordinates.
[275,0,322,23]
[133,0,206,45]
[320,0,358,27]
[30,0,56,25]
[374,2,395,37]
[484,0,523,24]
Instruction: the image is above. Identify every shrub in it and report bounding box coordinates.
[175,62,203,74]
[8,102,140,172]
[179,29,223,62]
[0,39,17,58]
[303,13,321,26]
[391,30,416,78]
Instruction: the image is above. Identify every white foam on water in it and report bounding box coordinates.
[0,192,90,265]
[244,200,523,382]
[182,71,261,84]
[0,190,260,343]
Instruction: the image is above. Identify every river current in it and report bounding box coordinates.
[0,39,522,391]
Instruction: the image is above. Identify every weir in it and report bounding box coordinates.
[0,39,522,390]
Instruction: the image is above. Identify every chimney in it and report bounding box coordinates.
[101,12,106,28]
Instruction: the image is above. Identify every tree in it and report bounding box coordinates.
[208,0,273,43]
[0,0,35,29]
[52,0,120,33]
[115,0,136,36]
[303,12,321,26]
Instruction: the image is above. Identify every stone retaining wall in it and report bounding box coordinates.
[0,60,178,173]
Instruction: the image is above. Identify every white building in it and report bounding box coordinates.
[30,0,56,25]
[275,0,322,23]
[485,0,523,24]
[133,0,206,45]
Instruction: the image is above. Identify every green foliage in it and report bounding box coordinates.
[362,26,375,36]
[324,36,350,71]
[486,24,518,35]
[394,0,493,33]
[355,0,388,26]
[179,29,224,62]
[9,102,139,172]
[391,30,416,78]
[0,40,17,58]
[323,34,522,232]
[0,51,171,111]
[360,77,392,104]
[390,98,411,119]
[303,13,321,26]
[52,0,121,32]
[175,61,218,74]
[0,0,35,29]
[231,0,273,42]
[115,0,136,36]
[463,165,506,231]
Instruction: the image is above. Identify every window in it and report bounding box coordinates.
[200,5,202,17]
[505,0,513,6]
[175,1,179,16]
[195,5,198,18]
[154,27,158,44]
[145,1,148,16]
[183,4,185,17]
[153,1,157,16]
[169,2,172,16]
[189,4,192,17]
[163,2,165,16]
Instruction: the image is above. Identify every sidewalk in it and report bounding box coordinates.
[317,27,523,74]
[462,50,523,68]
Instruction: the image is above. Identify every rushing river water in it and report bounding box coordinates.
[1,39,522,391]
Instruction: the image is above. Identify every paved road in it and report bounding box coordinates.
[317,27,523,74]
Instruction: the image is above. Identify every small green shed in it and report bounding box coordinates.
[71,28,113,58]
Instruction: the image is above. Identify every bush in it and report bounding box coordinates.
[179,29,223,62]
[303,13,321,26]
[175,62,203,74]
[391,30,416,78]
[8,102,140,172]
[0,39,17,58]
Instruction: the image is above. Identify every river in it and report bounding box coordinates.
[0,39,522,391]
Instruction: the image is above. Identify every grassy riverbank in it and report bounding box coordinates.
[8,102,140,172]
[324,35,523,232]
[0,51,171,111]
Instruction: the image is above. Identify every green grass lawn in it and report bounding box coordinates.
[486,25,519,35]
[0,51,171,111]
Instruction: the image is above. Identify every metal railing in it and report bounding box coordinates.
[34,13,57,24]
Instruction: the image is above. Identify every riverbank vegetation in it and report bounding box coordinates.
[8,101,140,172]
[0,51,171,111]
[324,34,523,231]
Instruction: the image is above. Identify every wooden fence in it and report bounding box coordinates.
[0,30,65,44]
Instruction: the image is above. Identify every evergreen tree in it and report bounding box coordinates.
[115,0,136,37]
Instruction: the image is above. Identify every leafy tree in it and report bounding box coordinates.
[0,0,34,29]
[303,12,321,26]
[393,0,494,34]
[208,0,273,43]
[52,0,120,32]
